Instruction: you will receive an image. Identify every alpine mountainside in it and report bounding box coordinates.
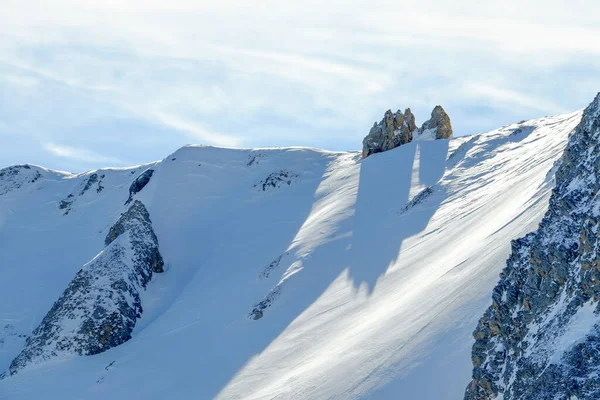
[0,96,589,399]
[466,94,600,400]
[4,200,163,377]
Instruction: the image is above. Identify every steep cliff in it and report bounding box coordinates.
[466,93,600,399]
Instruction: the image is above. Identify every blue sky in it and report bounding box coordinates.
[1,0,599,172]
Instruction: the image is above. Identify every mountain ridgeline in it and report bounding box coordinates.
[0,95,597,399]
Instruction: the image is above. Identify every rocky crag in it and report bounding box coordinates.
[4,200,163,377]
[362,105,452,158]
[420,105,453,140]
[125,169,154,205]
[465,93,600,399]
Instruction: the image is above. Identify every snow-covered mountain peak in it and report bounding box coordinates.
[0,164,71,196]
[0,106,590,399]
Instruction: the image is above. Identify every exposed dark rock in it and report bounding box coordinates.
[247,152,267,167]
[80,173,98,195]
[260,252,290,279]
[5,200,164,376]
[254,170,299,191]
[58,199,73,210]
[510,125,536,137]
[125,169,154,205]
[399,187,434,214]
[77,172,105,196]
[250,286,282,320]
[59,173,106,214]
[465,93,600,400]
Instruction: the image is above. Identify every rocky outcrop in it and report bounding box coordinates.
[80,172,105,195]
[4,200,163,377]
[250,286,282,320]
[125,169,154,205]
[362,108,417,158]
[399,186,434,214]
[0,164,43,195]
[465,93,600,400]
[362,106,452,158]
[58,173,106,215]
[254,170,299,191]
[419,105,453,140]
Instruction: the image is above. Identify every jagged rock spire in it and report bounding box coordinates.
[420,105,453,140]
[361,108,417,158]
[361,105,453,158]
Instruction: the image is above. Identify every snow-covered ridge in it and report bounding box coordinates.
[0,110,584,399]
[3,200,163,377]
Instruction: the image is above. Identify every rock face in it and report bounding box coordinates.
[361,106,452,158]
[465,93,600,400]
[419,105,453,140]
[125,169,154,205]
[362,108,417,158]
[4,200,164,376]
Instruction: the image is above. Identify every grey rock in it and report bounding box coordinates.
[254,170,299,191]
[465,93,600,400]
[260,251,291,279]
[4,200,164,377]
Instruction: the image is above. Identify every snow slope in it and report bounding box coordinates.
[0,111,581,399]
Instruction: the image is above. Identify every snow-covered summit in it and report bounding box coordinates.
[0,108,585,399]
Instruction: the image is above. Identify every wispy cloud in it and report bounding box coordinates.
[44,143,124,165]
[0,0,599,171]
[464,83,569,114]
[0,73,38,87]
[154,112,242,147]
